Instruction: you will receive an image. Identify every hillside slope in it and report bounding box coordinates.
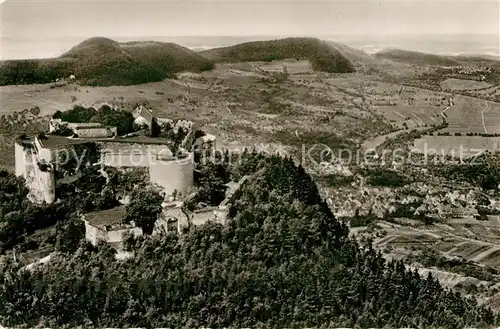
[328,41,378,67]
[199,37,356,73]
[0,37,214,86]
[375,48,460,66]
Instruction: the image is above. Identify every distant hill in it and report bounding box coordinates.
[0,37,214,86]
[199,37,356,73]
[452,54,500,66]
[375,48,460,66]
[327,41,378,67]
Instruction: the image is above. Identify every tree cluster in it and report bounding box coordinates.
[0,170,73,252]
[201,37,355,73]
[408,249,498,282]
[441,161,500,190]
[0,38,214,86]
[362,168,407,188]
[0,156,495,328]
[53,104,135,135]
[124,188,164,234]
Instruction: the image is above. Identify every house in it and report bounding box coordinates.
[83,206,143,248]
[157,201,189,233]
[133,105,154,129]
[192,133,216,152]
[49,119,117,138]
[68,122,117,138]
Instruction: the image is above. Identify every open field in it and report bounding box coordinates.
[460,86,500,102]
[443,96,500,134]
[0,64,399,170]
[2,59,499,171]
[366,218,500,303]
[376,105,443,129]
[0,80,191,118]
[253,59,313,74]
[412,135,500,157]
[440,78,492,91]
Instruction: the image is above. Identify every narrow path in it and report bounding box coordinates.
[441,106,450,119]
[481,100,489,133]
[22,91,67,107]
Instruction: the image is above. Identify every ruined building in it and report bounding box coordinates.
[15,111,213,204]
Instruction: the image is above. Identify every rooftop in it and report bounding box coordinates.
[84,206,127,227]
[107,136,170,145]
[68,122,105,129]
[34,134,171,149]
[133,105,154,123]
[37,135,94,149]
[16,136,35,146]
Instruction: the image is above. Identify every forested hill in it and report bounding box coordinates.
[375,48,460,66]
[0,37,214,86]
[0,154,496,328]
[199,37,356,73]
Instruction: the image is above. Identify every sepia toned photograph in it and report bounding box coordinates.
[0,0,499,327]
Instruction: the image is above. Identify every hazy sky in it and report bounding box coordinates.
[2,0,499,38]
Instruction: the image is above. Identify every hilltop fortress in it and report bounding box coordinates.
[14,106,215,204]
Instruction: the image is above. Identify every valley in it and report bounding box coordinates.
[1,35,500,323]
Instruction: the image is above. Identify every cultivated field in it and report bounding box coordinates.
[2,59,499,169]
[377,105,443,129]
[462,85,500,102]
[0,63,396,170]
[0,80,193,118]
[443,95,500,134]
[440,78,492,91]
[368,217,500,308]
[253,59,313,74]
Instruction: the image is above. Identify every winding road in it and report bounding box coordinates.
[440,106,450,119]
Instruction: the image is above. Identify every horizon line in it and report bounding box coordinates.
[2,32,499,39]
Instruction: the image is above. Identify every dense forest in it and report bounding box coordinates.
[362,167,408,187]
[439,155,500,190]
[0,37,214,86]
[0,153,496,328]
[200,37,356,73]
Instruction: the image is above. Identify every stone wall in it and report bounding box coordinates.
[84,220,142,246]
[191,207,217,226]
[180,122,196,150]
[159,205,189,233]
[18,145,56,204]
[107,227,143,244]
[34,138,55,163]
[149,153,194,198]
[14,143,27,177]
[99,142,171,168]
[74,127,114,138]
[190,206,228,227]
[102,152,150,167]
[84,221,105,245]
